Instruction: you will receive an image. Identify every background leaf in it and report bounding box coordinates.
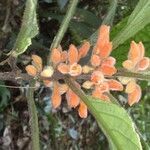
[11,0,39,57]
[112,0,150,49]
[86,96,142,150]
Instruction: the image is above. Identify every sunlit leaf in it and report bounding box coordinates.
[86,96,142,150]
[112,0,150,49]
[11,0,39,57]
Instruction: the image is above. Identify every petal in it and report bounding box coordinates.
[25,65,37,76]
[57,63,69,74]
[51,82,62,108]
[138,42,145,59]
[91,71,104,85]
[99,42,112,58]
[69,63,82,76]
[125,80,136,93]
[99,64,117,76]
[128,41,141,64]
[97,25,110,45]
[102,56,116,66]
[40,66,54,77]
[128,84,142,106]
[107,79,123,91]
[68,44,78,64]
[93,25,110,54]
[51,48,61,65]
[78,41,90,60]
[61,51,68,62]
[31,55,43,71]
[122,60,134,70]
[137,57,150,71]
[78,101,88,118]
[66,89,80,108]
[90,54,101,67]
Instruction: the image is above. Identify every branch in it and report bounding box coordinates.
[27,80,40,150]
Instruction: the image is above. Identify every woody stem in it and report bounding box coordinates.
[115,70,150,81]
[27,80,40,150]
[48,0,79,64]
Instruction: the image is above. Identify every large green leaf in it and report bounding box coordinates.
[112,0,150,49]
[11,0,39,57]
[65,78,142,150]
[86,96,142,150]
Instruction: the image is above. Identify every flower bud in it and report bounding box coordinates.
[40,66,54,77]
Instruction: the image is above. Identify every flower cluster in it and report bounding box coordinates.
[25,25,148,118]
[82,25,123,101]
[121,41,150,106]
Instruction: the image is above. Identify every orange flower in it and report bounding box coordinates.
[66,88,80,108]
[123,41,150,71]
[78,101,88,118]
[122,41,149,106]
[51,82,61,108]
[128,84,141,106]
[93,25,112,58]
[25,65,37,76]
[57,42,90,77]
[26,54,43,76]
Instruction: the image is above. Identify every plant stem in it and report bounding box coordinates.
[27,80,40,150]
[116,70,150,81]
[48,0,79,64]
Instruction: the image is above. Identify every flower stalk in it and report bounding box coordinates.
[27,80,40,150]
[48,0,79,64]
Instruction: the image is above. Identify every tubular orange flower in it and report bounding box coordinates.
[68,44,78,65]
[31,55,43,72]
[78,101,87,118]
[128,84,141,106]
[66,88,80,108]
[25,65,37,76]
[51,82,61,108]
[107,79,123,91]
[94,25,112,58]
[78,41,90,60]
[51,48,61,65]
[122,41,149,106]
[57,63,69,74]
[99,64,117,76]
[137,57,150,71]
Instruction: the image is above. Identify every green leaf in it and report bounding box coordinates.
[11,0,39,57]
[112,0,150,49]
[86,96,142,150]
[89,0,117,45]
